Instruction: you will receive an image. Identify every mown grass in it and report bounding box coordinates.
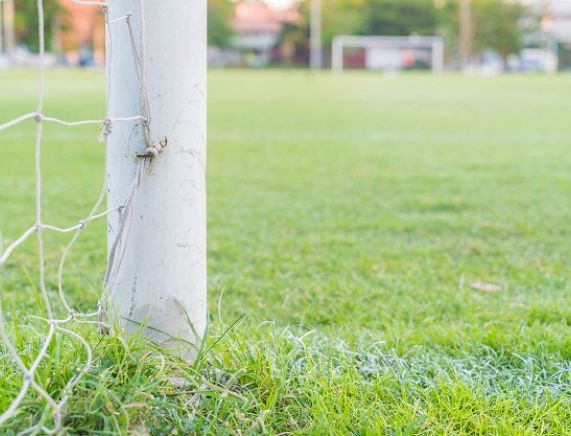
[1,69,571,433]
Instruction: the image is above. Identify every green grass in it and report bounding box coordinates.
[1,69,571,434]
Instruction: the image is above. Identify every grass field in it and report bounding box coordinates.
[1,70,571,433]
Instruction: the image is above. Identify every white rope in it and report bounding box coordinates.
[108,15,129,25]
[0,0,157,432]
[0,113,147,131]
[0,226,37,268]
[0,113,37,131]
[125,6,152,148]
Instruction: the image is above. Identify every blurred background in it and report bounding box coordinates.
[0,0,569,73]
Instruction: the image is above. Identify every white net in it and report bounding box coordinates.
[0,0,157,432]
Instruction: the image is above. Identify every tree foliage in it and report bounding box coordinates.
[286,0,442,53]
[439,0,528,59]
[359,0,440,37]
[471,0,527,58]
[279,0,365,63]
[208,0,234,47]
[320,0,367,46]
[14,0,62,52]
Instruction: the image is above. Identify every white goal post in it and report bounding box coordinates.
[106,0,207,360]
[332,35,445,74]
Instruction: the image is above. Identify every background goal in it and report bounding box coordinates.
[332,35,445,74]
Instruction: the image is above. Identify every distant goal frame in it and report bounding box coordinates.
[331,35,445,74]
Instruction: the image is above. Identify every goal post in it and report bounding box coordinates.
[332,35,445,74]
[105,0,207,360]
[2,0,16,64]
[310,0,322,69]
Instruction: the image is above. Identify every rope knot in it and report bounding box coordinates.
[102,118,113,137]
[33,113,43,123]
[137,137,167,159]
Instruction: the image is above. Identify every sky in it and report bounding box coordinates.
[264,0,297,10]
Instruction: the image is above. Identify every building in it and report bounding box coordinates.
[516,0,571,70]
[542,0,571,70]
[230,1,300,66]
[55,0,105,66]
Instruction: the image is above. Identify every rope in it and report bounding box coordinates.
[0,113,146,132]
[0,0,159,432]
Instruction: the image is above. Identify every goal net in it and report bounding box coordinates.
[0,0,207,432]
[332,35,445,74]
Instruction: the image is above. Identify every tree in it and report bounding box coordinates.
[360,0,440,37]
[321,0,367,46]
[14,0,62,52]
[278,0,367,65]
[293,0,442,49]
[208,0,234,47]
[472,0,526,59]
[441,0,528,60]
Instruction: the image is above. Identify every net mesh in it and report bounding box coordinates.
[0,0,155,432]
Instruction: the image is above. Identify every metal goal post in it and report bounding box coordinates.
[105,0,207,361]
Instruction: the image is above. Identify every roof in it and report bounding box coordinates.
[514,0,571,42]
[232,1,300,34]
[58,0,104,47]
